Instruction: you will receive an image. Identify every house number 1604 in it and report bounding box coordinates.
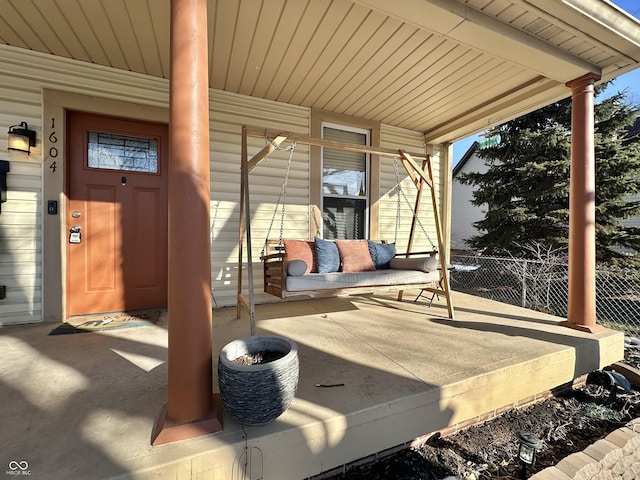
[49,117,58,172]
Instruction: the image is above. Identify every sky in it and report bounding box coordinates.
[451,0,640,166]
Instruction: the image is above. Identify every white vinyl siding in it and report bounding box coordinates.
[0,190,41,325]
[0,70,46,325]
[378,125,440,254]
[209,90,310,306]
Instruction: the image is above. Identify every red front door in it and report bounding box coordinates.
[66,111,168,316]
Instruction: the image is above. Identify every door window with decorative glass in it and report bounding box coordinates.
[322,125,369,239]
[88,131,158,173]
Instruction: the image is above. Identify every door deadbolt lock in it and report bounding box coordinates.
[69,225,82,244]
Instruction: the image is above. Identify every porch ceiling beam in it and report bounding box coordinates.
[352,0,601,83]
[423,76,565,144]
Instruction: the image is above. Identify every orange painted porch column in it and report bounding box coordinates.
[152,0,222,445]
[564,72,605,333]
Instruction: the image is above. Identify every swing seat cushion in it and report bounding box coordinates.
[286,269,440,292]
[270,238,442,297]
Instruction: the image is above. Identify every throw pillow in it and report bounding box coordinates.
[336,240,376,273]
[367,241,396,269]
[389,256,438,272]
[287,259,308,277]
[283,239,316,274]
[314,237,340,273]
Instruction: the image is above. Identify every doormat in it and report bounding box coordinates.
[49,310,162,335]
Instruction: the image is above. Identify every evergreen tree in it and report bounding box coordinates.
[593,91,640,262]
[458,86,640,265]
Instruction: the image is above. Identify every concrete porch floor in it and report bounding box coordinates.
[0,291,624,480]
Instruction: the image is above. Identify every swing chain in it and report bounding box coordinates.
[392,157,436,250]
[259,141,296,258]
[393,157,402,243]
[278,143,296,245]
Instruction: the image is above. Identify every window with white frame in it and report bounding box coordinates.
[321,124,369,239]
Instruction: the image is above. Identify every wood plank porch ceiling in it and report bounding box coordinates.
[1,0,638,143]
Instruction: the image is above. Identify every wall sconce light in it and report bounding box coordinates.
[8,122,37,155]
[517,431,542,479]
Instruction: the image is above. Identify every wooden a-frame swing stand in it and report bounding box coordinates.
[237,125,454,334]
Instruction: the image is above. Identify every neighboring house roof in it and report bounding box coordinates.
[453,141,479,178]
[0,0,639,144]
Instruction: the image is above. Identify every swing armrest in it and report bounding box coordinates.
[263,248,286,298]
[261,252,285,261]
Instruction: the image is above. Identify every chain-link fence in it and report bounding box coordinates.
[450,254,640,336]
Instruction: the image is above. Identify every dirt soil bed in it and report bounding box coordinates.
[332,345,640,480]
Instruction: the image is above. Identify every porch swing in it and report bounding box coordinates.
[236,125,454,332]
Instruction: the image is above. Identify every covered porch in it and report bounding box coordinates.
[0,0,638,472]
[0,292,623,479]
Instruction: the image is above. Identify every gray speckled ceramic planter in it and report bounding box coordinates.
[218,335,299,426]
